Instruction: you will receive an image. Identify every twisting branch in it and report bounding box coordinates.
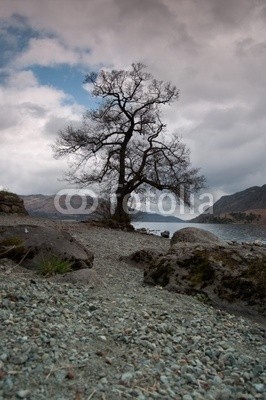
[54,63,205,221]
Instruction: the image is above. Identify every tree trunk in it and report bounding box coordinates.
[113,191,130,224]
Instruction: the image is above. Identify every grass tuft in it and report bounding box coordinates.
[0,236,26,260]
[37,254,73,277]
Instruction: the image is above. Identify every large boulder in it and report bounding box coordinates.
[144,228,266,317]
[0,225,94,271]
[0,191,28,215]
[170,227,226,247]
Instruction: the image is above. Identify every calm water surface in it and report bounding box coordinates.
[133,222,266,244]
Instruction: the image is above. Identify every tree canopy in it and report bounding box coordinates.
[54,63,205,222]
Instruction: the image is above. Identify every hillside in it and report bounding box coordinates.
[20,194,98,221]
[191,185,266,224]
[134,210,183,223]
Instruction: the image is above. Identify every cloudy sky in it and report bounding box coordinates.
[0,0,265,204]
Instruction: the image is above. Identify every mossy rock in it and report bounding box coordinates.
[244,256,266,288]
[144,257,174,287]
[0,190,28,215]
[144,237,266,318]
[188,257,216,287]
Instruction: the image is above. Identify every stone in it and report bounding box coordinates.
[254,240,263,246]
[161,230,170,238]
[0,225,94,271]
[16,389,31,398]
[216,389,232,400]
[0,353,8,361]
[183,395,193,400]
[160,375,169,384]
[3,377,13,393]
[184,373,196,383]
[253,383,265,393]
[121,371,134,383]
[136,228,149,234]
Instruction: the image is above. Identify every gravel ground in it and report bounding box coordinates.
[0,216,266,400]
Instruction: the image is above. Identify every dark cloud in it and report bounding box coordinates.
[0,0,265,198]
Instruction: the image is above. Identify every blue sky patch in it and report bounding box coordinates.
[31,64,97,109]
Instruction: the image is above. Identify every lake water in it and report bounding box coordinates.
[133,222,266,244]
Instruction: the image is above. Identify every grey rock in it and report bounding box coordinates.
[0,225,94,271]
[170,227,227,247]
[183,395,193,400]
[184,373,196,383]
[213,375,223,385]
[160,375,169,384]
[161,230,170,238]
[121,371,134,383]
[3,377,13,394]
[215,388,232,400]
[253,383,265,393]
[0,353,8,361]
[16,389,31,398]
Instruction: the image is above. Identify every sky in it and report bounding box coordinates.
[0,0,265,206]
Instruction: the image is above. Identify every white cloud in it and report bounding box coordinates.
[5,69,38,87]
[14,37,88,68]
[0,70,84,194]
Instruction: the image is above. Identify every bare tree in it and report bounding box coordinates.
[54,63,205,222]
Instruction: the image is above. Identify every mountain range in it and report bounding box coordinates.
[190,185,266,224]
[19,184,266,224]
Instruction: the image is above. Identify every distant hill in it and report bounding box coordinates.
[20,194,184,223]
[190,185,266,224]
[20,194,97,221]
[134,210,183,223]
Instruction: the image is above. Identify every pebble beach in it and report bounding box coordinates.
[0,216,265,399]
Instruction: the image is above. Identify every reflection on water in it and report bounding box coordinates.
[133,222,266,244]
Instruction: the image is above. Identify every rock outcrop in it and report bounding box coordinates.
[0,225,94,271]
[0,191,28,215]
[142,228,266,317]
